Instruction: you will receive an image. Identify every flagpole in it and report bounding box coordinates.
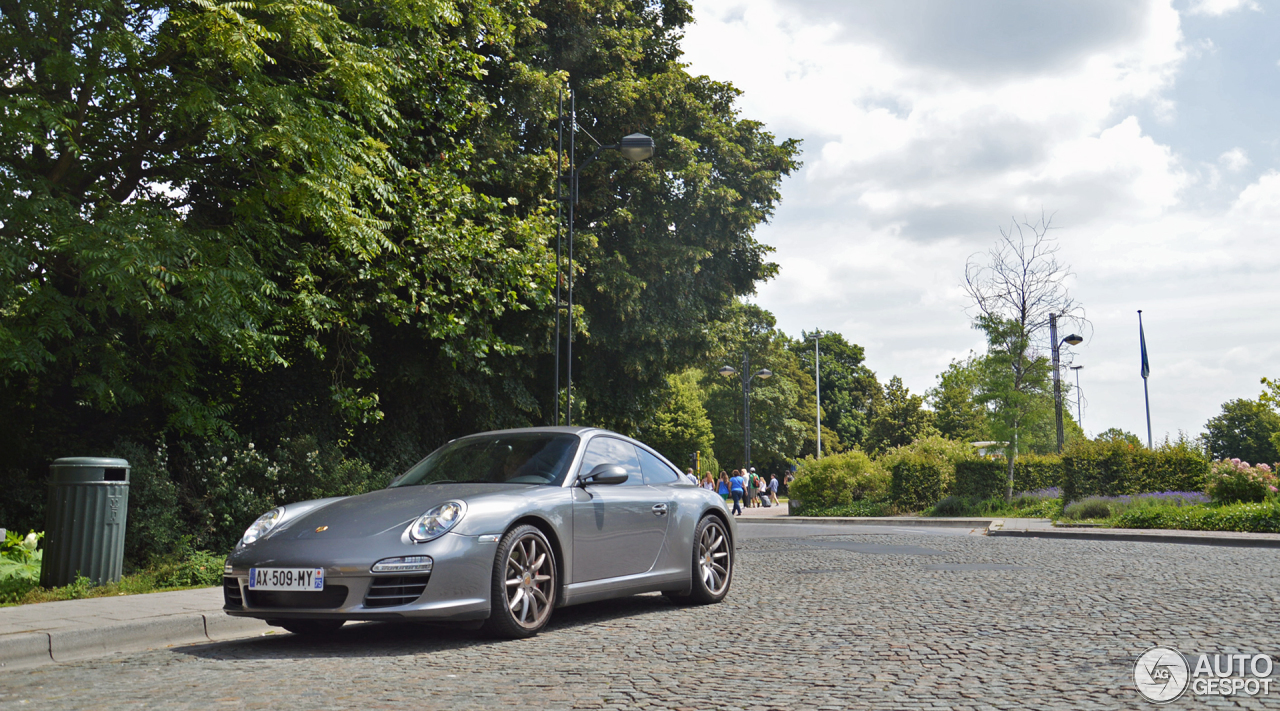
[1139,310,1152,449]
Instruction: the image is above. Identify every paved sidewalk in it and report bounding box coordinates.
[0,587,268,670]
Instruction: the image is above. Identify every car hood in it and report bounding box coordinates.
[272,484,536,541]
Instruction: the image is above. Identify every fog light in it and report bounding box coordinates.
[371,556,434,573]
[224,563,234,574]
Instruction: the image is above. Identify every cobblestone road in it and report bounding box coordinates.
[3,523,1278,710]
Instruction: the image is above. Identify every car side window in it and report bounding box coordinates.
[577,436,644,486]
[636,447,681,486]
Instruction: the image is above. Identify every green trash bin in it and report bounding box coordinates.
[40,457,131,588]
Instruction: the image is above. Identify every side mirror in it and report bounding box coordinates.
[580,464,629,486]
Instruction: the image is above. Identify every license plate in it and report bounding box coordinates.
[248,567,325,591]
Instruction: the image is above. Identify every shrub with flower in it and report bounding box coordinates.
[1207,459,1280,504]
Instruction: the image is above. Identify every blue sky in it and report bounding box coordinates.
[682,0,1280,442]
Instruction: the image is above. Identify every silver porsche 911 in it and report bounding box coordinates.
[222,427,735,638]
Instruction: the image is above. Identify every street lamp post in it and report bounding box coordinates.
[1049,312,1083,453]
[718,354,772,469]
[1070,364,1083,430]
[554,88,655,425]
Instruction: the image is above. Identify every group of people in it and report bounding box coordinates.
[697,467,780,515]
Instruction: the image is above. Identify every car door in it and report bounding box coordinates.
[572,436,669,582]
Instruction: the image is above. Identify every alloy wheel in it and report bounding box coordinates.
[503,533,554,629]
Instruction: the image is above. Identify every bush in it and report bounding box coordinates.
[788,450,885,509]
[888,452,945,512]
[880,436,974,511]
[1114,500,1280,533]
[931,495,968,516]
[1207,459,1278,504]
[1061,436,1209,503]
[0,531,43,604]
[794,500,893,517]
[115,441,185,569]
[1063,497,1113,520]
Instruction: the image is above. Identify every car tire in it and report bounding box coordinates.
[279,619,345,636]
[685,515,733,605]
[482,524,557,639]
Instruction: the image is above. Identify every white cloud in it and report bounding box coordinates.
[1186,0,1260,17]
[684,0,1280,440]
[1218,148,1250,171]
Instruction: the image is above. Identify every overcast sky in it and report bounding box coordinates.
[682,0,1280,442]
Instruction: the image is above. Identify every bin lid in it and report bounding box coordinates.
[49,457,131,484]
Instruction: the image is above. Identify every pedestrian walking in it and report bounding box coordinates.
[747,469,759,508]
[718,471,730,499]
[769,473,780,505]
[729,469,746,515]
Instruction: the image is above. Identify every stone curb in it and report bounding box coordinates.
[737,516,995,528]
[986,528,1280,548]
[741,516,1280,549]
[0,613,269,670]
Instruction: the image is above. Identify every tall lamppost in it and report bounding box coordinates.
[1070,364,1083,430]
[718,354,772,469]
[1049,312,1083,453]
[809,330,823,458]
[553,88,655,425]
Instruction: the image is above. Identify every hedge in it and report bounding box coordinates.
[953,454,1062,500]
[1062,439,1209,503]
[889,453,946,511]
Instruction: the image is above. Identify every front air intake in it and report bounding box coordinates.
[363,575,430,608]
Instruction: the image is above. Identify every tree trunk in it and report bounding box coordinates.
[1005,427,1017,502]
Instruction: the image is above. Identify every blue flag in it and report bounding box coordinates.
[1139,311,1150,379]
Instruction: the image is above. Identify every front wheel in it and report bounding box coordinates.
[482,524,557,638]
[685,516,733,604]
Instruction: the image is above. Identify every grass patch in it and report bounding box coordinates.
[1,547,225,607]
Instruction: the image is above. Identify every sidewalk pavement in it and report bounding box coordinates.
[0,587,269,671]
[5,512,1280,672]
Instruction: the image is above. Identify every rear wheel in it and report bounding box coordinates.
[279,619,345,636]
[482,524,557,639]
[687,516,732,604]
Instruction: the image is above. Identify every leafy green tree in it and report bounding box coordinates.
[640,370,716,475]
[864,376,937,455]
[0,0,558,507]
[790,331,882,454]
[1203,399,1280,465]
[928,354,989,443]
[974,316,1052,499]
[702,303,809,472]
[1095,428,1143,446]
[470,0,802,434]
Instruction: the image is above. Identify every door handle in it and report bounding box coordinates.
[651,503,668,516]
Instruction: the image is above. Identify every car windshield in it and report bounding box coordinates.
[388,433,581,488]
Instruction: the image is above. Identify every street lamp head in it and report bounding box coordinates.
[1063,334,1083,346]
[1070,365,1083,371]
[754,369,773,380]
[618,133,655,162]
[718,366,738,377]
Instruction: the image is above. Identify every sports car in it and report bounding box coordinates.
[222,426,736,638]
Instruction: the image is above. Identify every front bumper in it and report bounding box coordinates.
[223,531,496,622]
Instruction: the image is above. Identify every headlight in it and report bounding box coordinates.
[239,507,284,547]
[409,501,466,542]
